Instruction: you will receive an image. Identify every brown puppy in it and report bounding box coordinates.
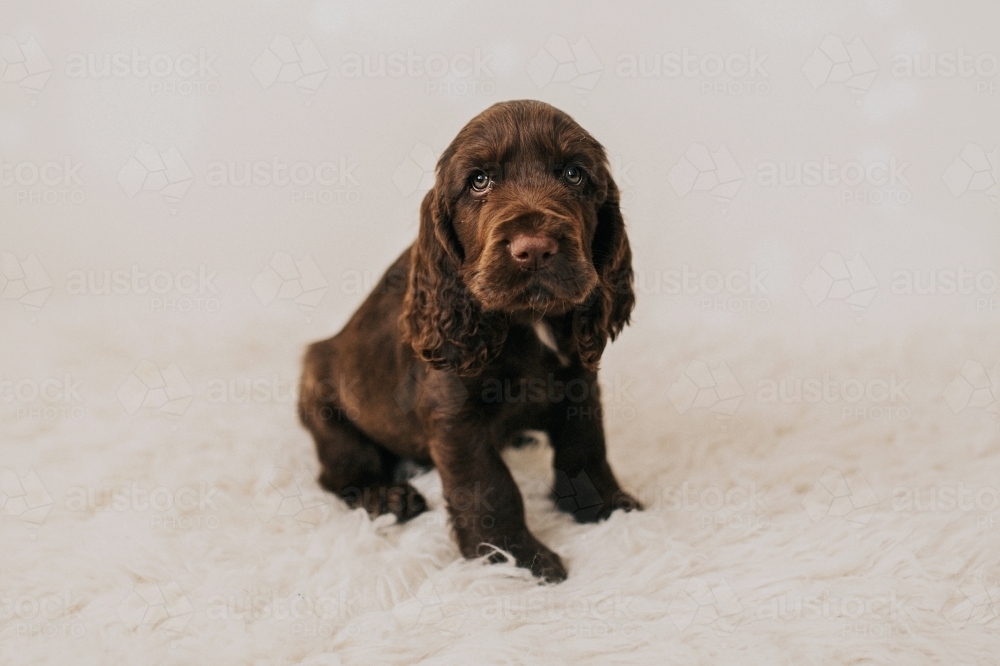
[298,100,640,582]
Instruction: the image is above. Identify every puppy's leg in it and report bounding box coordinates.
[547,372,642,523]
[299,344,426,522]
[301,405,427,522]
[430,430,567,583]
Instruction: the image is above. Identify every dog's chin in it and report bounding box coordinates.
[470,269,597,316]
[512,288,576,315]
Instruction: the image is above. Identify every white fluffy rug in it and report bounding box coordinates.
[3,301,1000,665]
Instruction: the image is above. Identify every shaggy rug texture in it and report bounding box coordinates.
[3,302,999,665]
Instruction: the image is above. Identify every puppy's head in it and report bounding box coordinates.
[402,100,634,375]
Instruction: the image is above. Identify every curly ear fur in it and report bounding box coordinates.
[573,178,635,371]
[400,189,508,377]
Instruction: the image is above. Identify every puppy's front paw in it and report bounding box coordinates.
[384,483,428,523]
[512,542,567,583]
[591,490,643,521]
[528,547,567,583]
[611,490,643,513]
[341,483,428,523]
[480,538,567,583]
[552,470,642,523]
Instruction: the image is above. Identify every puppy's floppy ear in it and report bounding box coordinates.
[573,173,635,371]
[400,183,507,377]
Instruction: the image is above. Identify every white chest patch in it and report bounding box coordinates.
[533,321,570,367]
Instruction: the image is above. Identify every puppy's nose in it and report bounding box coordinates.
[509,233,559,269]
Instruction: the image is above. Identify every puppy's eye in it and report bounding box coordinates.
[563,165,584,186]
[470,170,491,192]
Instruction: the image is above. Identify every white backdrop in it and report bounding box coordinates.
[3,0,997,333]
[3,2,1000,664]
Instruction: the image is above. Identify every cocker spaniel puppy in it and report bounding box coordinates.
[299,100,640,582]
